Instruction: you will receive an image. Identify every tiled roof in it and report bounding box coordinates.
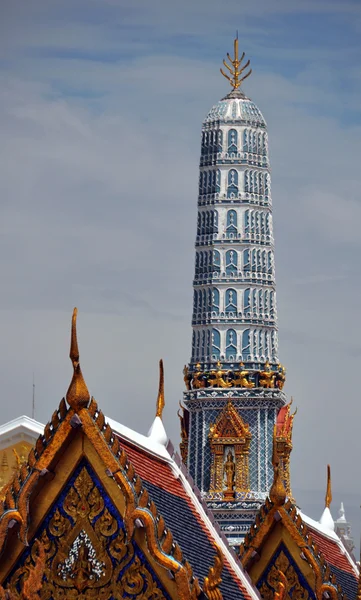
[119,436,258,600]
[308,527,358,600]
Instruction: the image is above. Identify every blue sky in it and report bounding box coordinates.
[1,0,361,545]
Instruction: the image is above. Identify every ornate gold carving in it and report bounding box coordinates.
[0,540,46,599]
[66,308,90,411]
[6,466,169,599]
[269,426,286,507]
[209,363,232,388]
[259,361,276,388]
[259,551,308,600]
[232,363,254,388]
[275,364,286,390]
[220,35,252,89]
[274,401,296,499]
[209,401,251,496]
[203,545,224,600]
[156,359,165,418]
[185,362,286,390]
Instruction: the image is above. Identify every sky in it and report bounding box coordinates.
[1,0,361,546]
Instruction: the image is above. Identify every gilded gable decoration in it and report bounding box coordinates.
[4,462,174,599]
[209,401,251,498]
[0,310,201,600]
[240,498,347,600]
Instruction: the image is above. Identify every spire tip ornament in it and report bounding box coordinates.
[325,464,332,509]
[220,36,252,89]
[156,359,165,419]
[66,308,90,411]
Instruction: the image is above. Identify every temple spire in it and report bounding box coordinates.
[66,308,90,411]
[220,36,252,89]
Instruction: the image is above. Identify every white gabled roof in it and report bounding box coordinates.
[105,416,172,462]
[0,415,44,450]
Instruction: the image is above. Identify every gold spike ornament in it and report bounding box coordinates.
[66,308,90,411]
[325,464,332,509]
[156,359,165,419]
[220,34,252,89]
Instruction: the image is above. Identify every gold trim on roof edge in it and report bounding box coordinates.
[239,496,349,600]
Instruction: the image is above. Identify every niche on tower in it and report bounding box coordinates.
[208,401,251,500]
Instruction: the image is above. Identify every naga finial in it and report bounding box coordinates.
[325,464,332,509]
[156,359,165,419]
[66,308,90,411]
[269,425,286,507]
[203,545,224,600]
[220,34,252,90]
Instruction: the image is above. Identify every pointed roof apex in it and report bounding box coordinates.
[66,308,90,411]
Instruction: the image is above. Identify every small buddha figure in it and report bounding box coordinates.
[209,361,232,388]
[183,365,191,390]
[192,363,206,389]
[224,450,235,491]
[232,362,254,388]
[259,361,276,388]
[275,364,286,390]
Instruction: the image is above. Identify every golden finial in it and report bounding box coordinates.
[325,464,332,509]
[269,425,286,507]
[66,308,90,411]
[220,34,252,90]
[155,359,165,419]
[203,545,224,600]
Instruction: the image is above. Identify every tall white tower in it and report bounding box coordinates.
[180,38,287,548]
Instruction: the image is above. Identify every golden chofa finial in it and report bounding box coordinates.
[325,464,332,508]
[155,359,165,419]
[269,425,286,507]
[220,34,252,90]
[66,308,90,411]
[203,545,224,600]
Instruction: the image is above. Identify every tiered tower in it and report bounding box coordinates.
[180,38,287,548]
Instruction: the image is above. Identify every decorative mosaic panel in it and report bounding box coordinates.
[5,460,171,600]
[257,542,315,600]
